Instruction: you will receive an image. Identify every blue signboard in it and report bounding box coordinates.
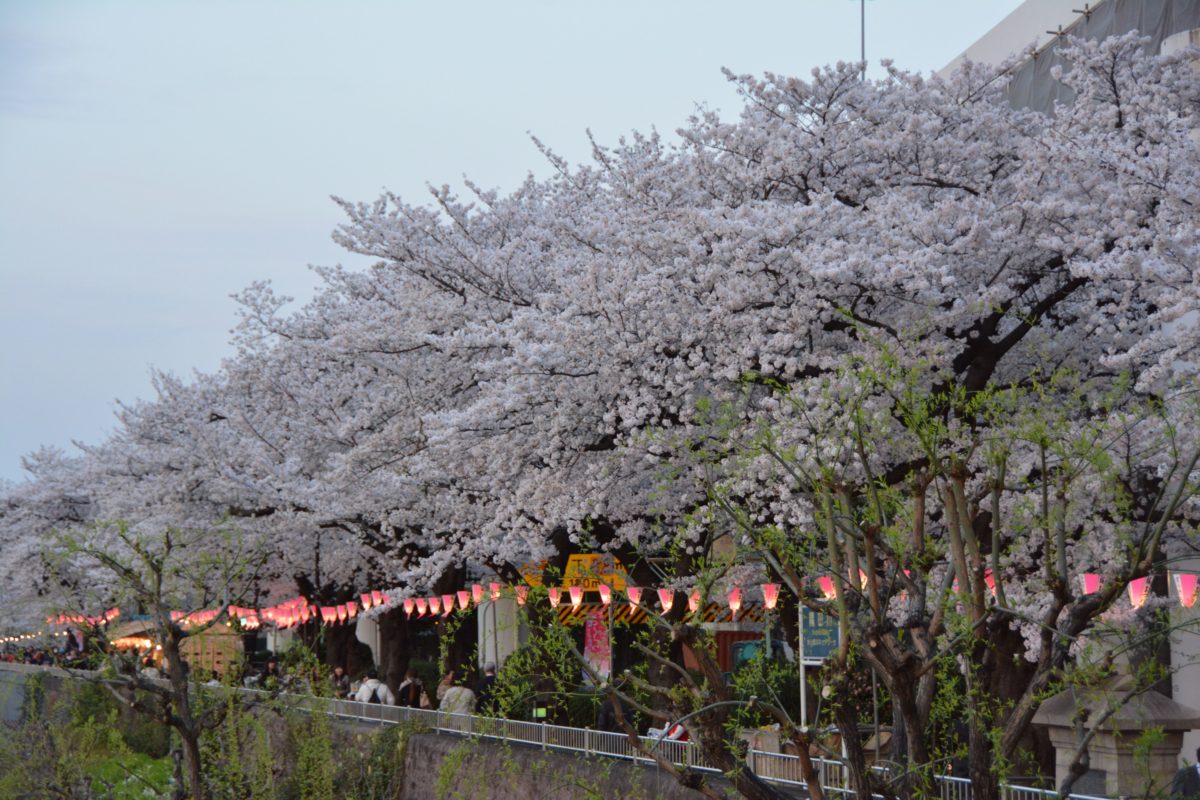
[800,608,840,664]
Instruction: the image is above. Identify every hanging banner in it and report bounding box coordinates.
[583,608,611,679]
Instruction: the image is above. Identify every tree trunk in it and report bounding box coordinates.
[831,676,873,800]
[180,728,205,800]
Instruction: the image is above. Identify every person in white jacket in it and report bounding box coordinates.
[354,668,395,705]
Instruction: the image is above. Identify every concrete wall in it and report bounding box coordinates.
[399,732,736,800]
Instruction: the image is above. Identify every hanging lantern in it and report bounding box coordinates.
[472,584,484,605]
[569,585,584,610]
[320,607,333,624]
[515,585,528,606]
[729,587,743,619]
[627,586,642,606]
[1128,577,1150,608]
[361,593,373,610]
[428,596,441,615]
[598,584,612,606]
[817,576,836,600]
[335,605,346,623]
[983,571,997,598]
[1174,573,1199,608]
[403,598,415,618]
[346,601,357,619]
[688,590,701,614]
[415,597,428,617]
[457,590,471,610]
[1079,573,1102,595]
[442,594,456,615]
[548,587,562,608]
[490,582,502,601]
[657,588,674,615]
[762,583,780,611]
[372,590,384,607]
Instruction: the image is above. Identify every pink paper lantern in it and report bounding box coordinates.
[372,590,384,606]
[762,583,780,611]
[490,582,502,601]
[441,594,455,617]
[569,585,584,610]
[346,601,357,619]
[472,584,484,605]
[458,590,471,610]
[515,585,528,606]
[1079,573,1102,595]
[657,588,674,615]
[1173,573,1199,608]
[627,586,642,606]
[1128,577,1150,608]
[428,596,441,615]
[598,584,612,606]
[361,593,373,610]
[688,590,701,614]
[415,597,427,617]
[817,576,836,600]
[548,587,562,608]
[403,598,415,618]
[728,587,743,619]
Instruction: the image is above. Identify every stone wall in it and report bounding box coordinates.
[399,732,730,800]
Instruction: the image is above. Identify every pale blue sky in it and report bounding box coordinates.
[0,0,1027,482]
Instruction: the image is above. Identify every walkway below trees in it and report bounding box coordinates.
[0,662,1108,800]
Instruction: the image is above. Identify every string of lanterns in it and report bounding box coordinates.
[13,571,1196,646]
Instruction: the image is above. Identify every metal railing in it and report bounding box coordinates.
[0,663,1110,800]
[320,694,1108,800]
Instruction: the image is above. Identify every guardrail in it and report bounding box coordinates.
[0,663,1108,800]
[316,695,1107,800]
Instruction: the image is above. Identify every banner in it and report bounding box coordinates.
[583,608,610,678]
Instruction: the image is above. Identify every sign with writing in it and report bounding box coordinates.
[800,608,840,665]
[519,554,629,591]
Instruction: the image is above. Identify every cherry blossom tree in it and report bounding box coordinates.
[1,28,1197,800]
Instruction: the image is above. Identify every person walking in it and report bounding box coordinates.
[355,668,395,705]
[397,667,428,708]
[475,661,497,714]
[438,669,476,714]
[1171,748,1200,799]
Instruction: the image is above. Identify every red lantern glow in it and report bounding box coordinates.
[598,584,611,605]
[472,584,484,605]
[729,587,743,619]
[657,588,674,614]
[515,585,528,605]
[1174,573,1199,608]
[1080,573,1102,595]
[569,586,583,610]
[403,598,415,618]
[490,582,502,601]
[361,593,373,610]
[762,583,780,610]
[1128,577,1150,608]
[817,576,836,600]
[428,596,441,615]
[627,586,642,606]
[346,601,357,619]
[442,594,455,616]
[415,597,427,617]
[458,590,471,610]
[688,590,701,614]
[372,590,384,606]
[548,587,562,608]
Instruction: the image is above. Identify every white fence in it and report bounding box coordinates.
[0,663,1108,800]
[316,694,1108,800]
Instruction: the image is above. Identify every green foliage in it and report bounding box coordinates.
[0,678,170,800]
[293,704,336,800]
